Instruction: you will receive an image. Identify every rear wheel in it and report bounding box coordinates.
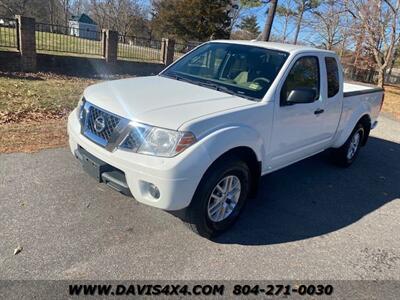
[184,157,250,238]
[332,123,365,167]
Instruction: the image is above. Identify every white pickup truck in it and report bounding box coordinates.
[68,40,384,238]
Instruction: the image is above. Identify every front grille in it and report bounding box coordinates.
[87,106,120,141]
[82,103,121,147]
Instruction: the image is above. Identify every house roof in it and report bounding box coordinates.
[70,13,97,25]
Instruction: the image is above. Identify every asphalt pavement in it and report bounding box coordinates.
[0,116,399,280]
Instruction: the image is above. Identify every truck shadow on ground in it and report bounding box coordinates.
[214,137,400,246]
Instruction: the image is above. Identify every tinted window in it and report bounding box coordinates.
[162,43,289,101]
[280,56,320,104]
[325,57,339,98]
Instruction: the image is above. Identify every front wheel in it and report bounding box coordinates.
[184,157,250,238]
[332,123,365,167]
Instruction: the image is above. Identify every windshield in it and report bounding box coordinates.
[161,42,289,101]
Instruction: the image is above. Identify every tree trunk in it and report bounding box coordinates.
[377,68,385,88]
[282,17,288,42]
[339,34,347,58]
[260,0,278,41]
[293,10,303,45]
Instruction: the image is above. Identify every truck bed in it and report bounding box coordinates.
[336,82,384,142]
[343,82,383,97]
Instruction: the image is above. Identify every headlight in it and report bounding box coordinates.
[119,122,196,157]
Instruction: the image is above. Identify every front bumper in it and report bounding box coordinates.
[67,109,212,210]
[74,146,132,196]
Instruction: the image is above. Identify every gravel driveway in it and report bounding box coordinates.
[0,115,399,280]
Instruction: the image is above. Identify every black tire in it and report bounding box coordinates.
[331,123,365,167]
[184,156,250,238]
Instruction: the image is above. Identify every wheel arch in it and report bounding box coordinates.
[333,113,372,148]
[199,146,262,199]
[358,114,371,146]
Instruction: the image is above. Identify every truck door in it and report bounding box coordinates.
[269,54,328,170]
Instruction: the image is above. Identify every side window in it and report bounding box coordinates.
[325,57,339,98]
[280,56,320,105]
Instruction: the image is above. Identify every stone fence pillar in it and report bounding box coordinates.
[161,38,175,66]
[16,15,36,72]
[103,29,118,63]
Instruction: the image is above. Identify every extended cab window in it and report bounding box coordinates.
[325,57,339,98]
[280,56,320,105]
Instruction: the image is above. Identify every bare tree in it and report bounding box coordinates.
[89,0,146,37]
[293,0,320,44]
[308,0,344,50]
[338,10,352,58]
[227,0,243,33]
[71,0,89,15]
[0,0,31,16]
[275,0,296,42]
[346,0,400,87]
[0,0,59,22]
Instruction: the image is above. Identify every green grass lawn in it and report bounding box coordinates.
[0,27,164,62]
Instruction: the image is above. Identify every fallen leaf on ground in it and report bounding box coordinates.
[14,246,23,255]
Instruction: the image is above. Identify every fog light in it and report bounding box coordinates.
[148,183,160,199]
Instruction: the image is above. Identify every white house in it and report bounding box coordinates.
[69,14,100,40]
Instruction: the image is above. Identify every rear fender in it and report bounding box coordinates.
[332,103,371,148]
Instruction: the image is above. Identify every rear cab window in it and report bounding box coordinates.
[325,57,339,98]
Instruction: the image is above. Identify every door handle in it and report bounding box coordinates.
[314,109,324,115]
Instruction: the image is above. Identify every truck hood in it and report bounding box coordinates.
[83,76,254,129]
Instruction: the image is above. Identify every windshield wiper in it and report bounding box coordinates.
[163,73,256,101]
[198,81,256,101]
[164,74,235,95]
[198,81,236,95]
[162,73,197,85]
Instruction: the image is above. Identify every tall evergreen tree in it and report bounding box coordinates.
[151,0,235,41]
[238,15,260,37]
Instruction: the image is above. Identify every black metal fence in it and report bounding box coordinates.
[0,17,18,49]
[1,16,203,65]
[174,41,201,61]
[35,22,103,56]
[118,34,162,62]
[385,73,400,84]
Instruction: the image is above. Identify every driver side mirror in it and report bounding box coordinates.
[284,88,316,105]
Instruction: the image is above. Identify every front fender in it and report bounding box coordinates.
[196,125,264,164]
